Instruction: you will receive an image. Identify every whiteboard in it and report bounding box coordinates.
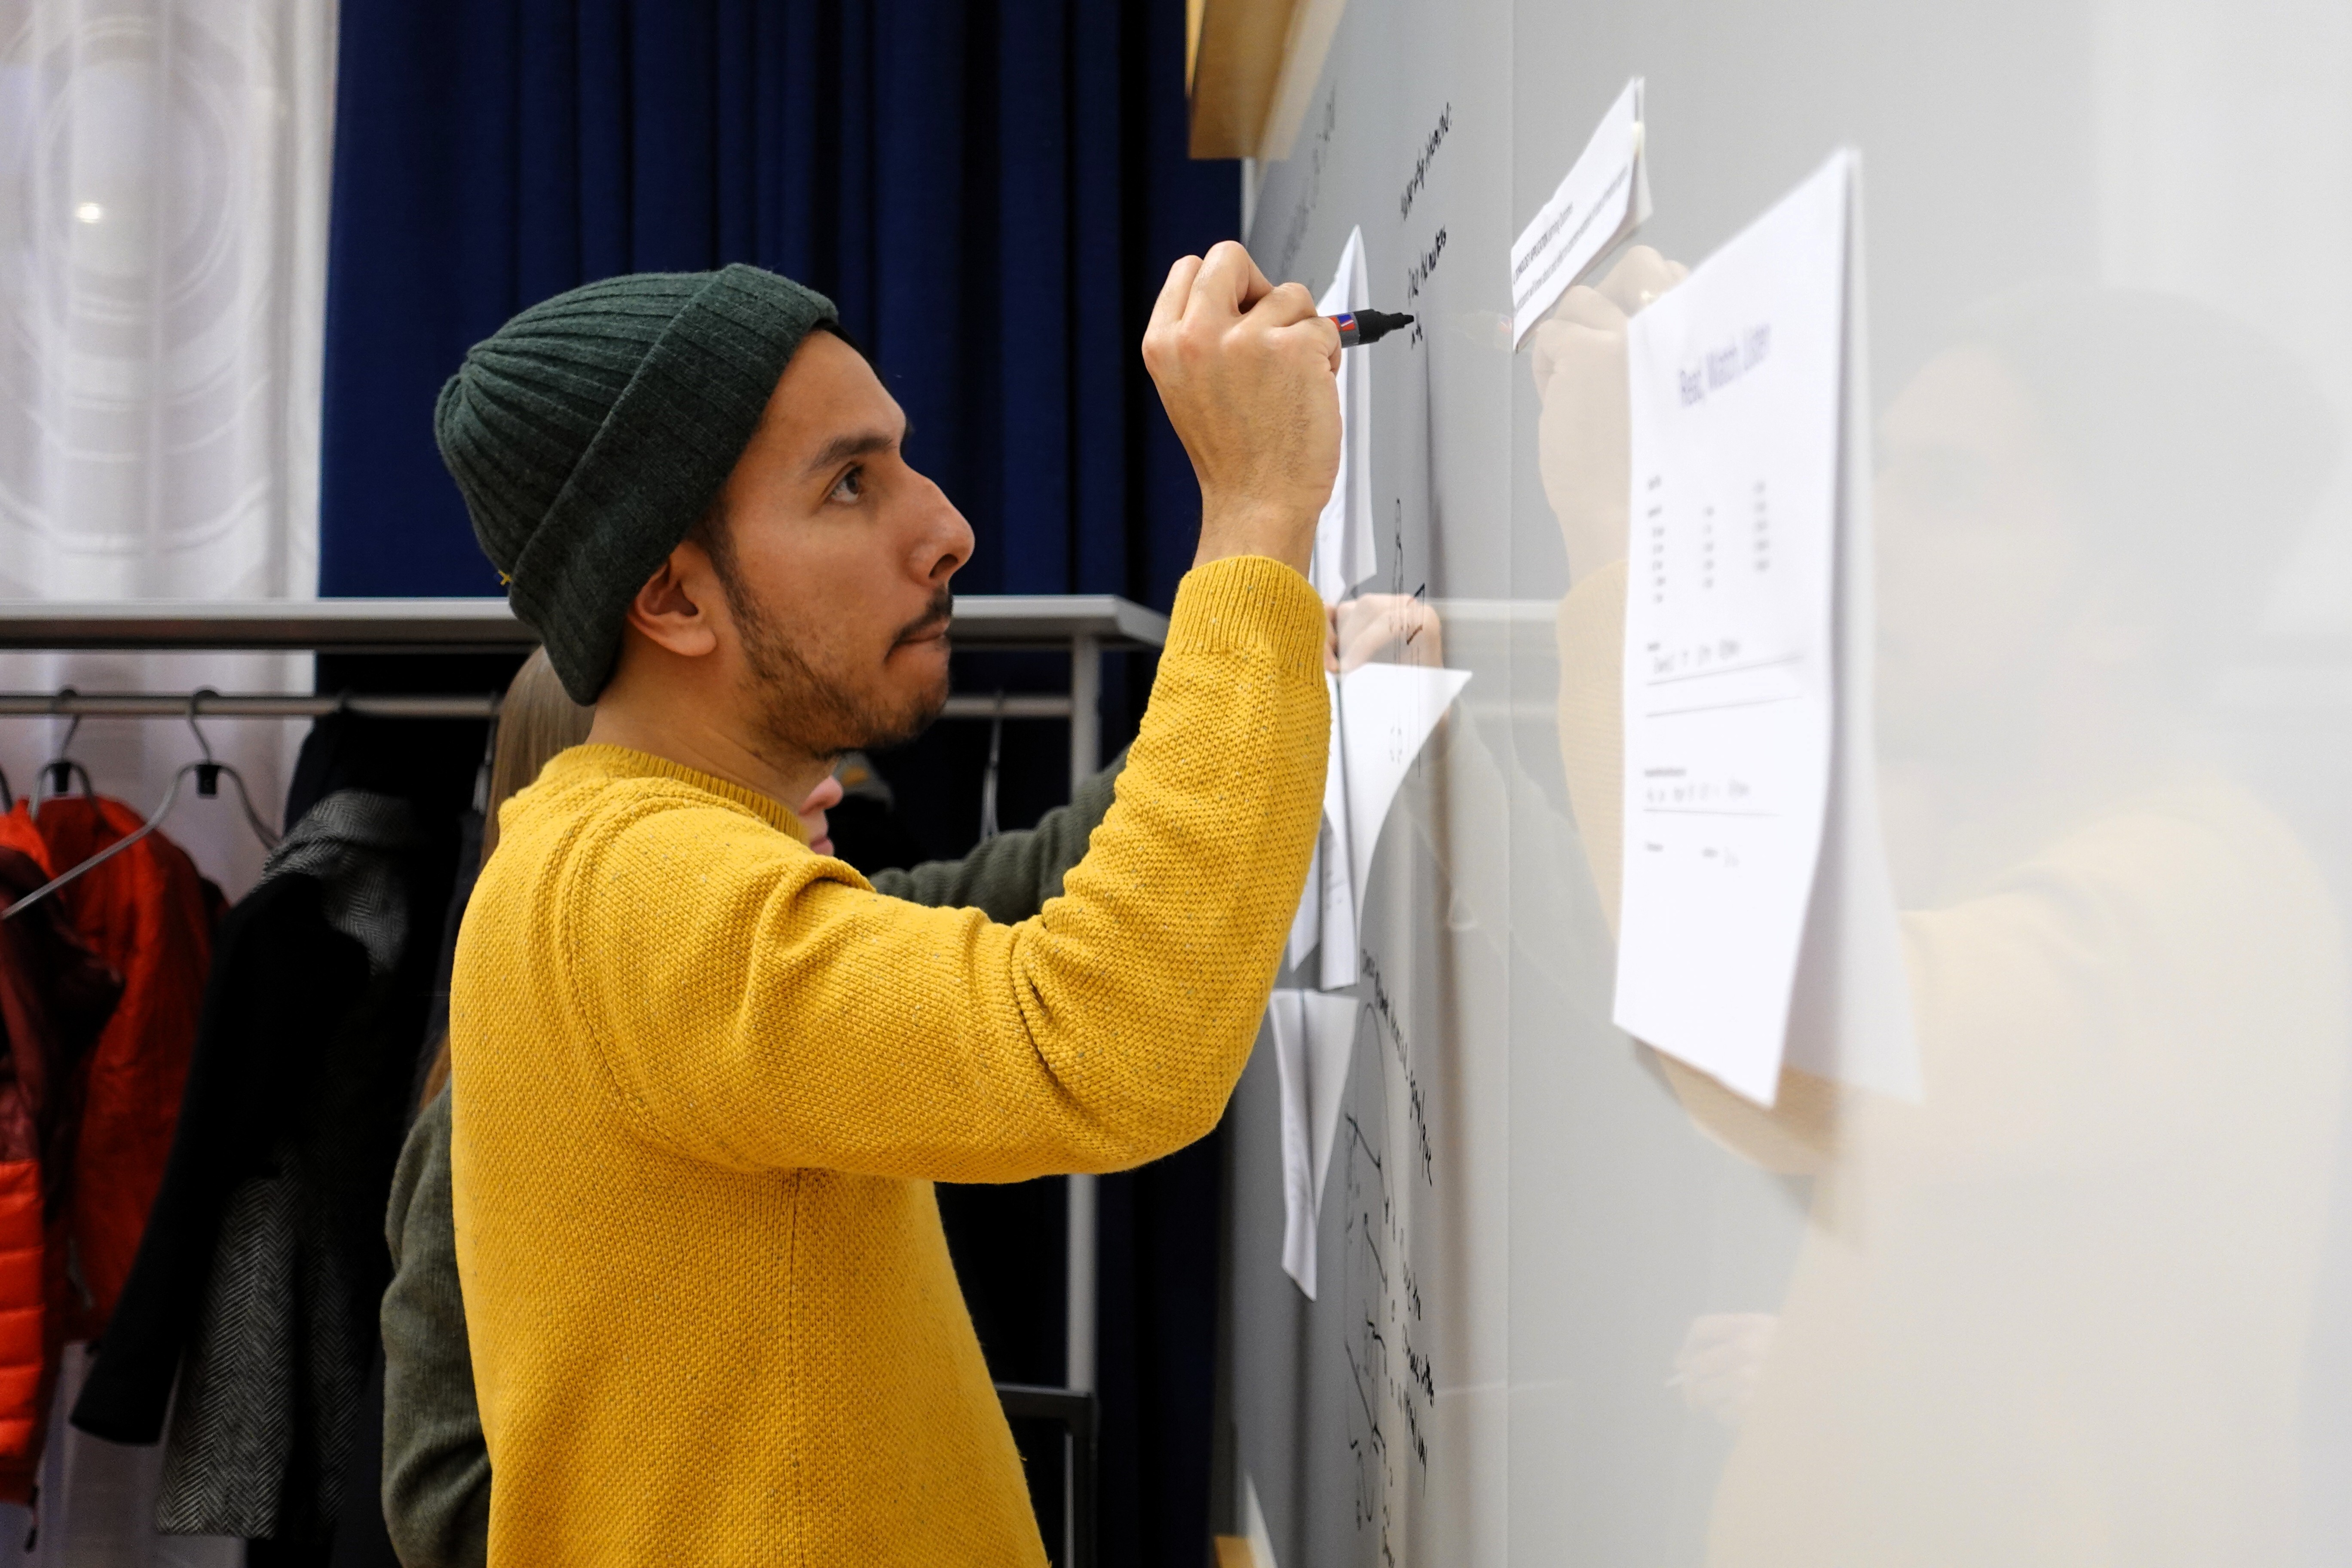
[1225,0,2352,1562]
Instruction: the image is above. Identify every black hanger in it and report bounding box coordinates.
[179,690,280,850]
[32,696,94,818]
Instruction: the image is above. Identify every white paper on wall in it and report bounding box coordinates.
[1613,150,1916,1106]
[1242,1472,1280,1568]
[1311,227,1377,603]
[1779,158,1922,1103]
[1314,811,1361,989]
[1271,987,1363,1298]
[1290,663,1473,989]
[1331,662,1474,944]
[1511,78,1652,347]
[1285,833,1323,971]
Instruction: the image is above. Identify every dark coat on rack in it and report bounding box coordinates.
[71,785,454,1551]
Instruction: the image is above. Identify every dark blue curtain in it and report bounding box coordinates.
[321,0,1231,617]
[319,6,1237,1565]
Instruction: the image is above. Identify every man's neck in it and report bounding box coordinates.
[584,701,831,822]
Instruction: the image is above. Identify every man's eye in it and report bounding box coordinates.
[830,466,865,504]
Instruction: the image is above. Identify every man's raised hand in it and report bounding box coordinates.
[1143,241,1343,575]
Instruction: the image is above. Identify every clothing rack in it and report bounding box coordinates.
[0,691,1081,721]
[0,596,1168,803]
[0,594,1169,1568]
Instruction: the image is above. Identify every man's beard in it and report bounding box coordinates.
[727,582,952,762]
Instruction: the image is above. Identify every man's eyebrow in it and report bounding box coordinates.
[802,420,908,481]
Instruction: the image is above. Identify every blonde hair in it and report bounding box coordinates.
[421,646,594,1104]
[478,645,594,863]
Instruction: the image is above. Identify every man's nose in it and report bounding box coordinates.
[915,478,974,584]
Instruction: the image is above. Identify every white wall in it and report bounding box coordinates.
[1229,1,2352,1563]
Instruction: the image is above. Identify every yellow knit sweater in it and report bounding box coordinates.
[448,557,1328,1565]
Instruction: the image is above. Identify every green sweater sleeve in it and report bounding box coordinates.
[382,755,1129,1568]
[381,1088,491,1568]
[867,751,1126,919]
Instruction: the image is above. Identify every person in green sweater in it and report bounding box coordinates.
[382,647,1128,1568]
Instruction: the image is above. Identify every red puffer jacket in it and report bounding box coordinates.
[0,819,124,1501]
[21,799,215,1335]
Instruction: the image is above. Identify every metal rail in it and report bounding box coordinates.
[995,1383,1099,1568]
[0,594,1167,653]
[0,691,1075,722]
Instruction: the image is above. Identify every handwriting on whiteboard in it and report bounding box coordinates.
[1341,941,1438,1566]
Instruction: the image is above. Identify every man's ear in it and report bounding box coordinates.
[622,539,726,658]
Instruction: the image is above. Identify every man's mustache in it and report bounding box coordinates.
[892,589,954,647]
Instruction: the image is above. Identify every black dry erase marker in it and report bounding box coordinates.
[1326,309,1415,347]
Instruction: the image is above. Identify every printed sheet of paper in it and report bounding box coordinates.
[1311,228,1376,603]
[1271,987,1363,1299]
[1290,663,1473,989]
[1331,664,1473,920]
[1780,162,1921,1102]
[1614,153,1847,1105]
[1510,78,1651,347]
[1286,833,1326,972]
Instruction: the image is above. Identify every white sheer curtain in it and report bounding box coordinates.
[0,0,334,1560]
[0,0,334,900]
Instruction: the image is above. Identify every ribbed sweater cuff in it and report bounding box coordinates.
[1165,555,1325,668]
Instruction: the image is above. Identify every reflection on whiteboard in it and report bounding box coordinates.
[1269,987,1361,1299]
[1615,151,1877,1105]
[1510,77,1651,347]
[1288,663,1472,989]
[1312,228,1376,603]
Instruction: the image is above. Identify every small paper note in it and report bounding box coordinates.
[1312,228,1377,603]
[1511,78,1651,348]
[1242,1473,1280,1568]
[1292,662,1472,989]
[1285,834,1324,972]
[1331,663,1473,931]
[1270,987,1362,1299]
[1313,812,1359,990]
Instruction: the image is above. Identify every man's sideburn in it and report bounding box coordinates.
[696,508,951,761]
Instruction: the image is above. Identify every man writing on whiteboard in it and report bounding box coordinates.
[432,244,1339,1564]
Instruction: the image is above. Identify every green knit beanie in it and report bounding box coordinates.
[434,264,839,703]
